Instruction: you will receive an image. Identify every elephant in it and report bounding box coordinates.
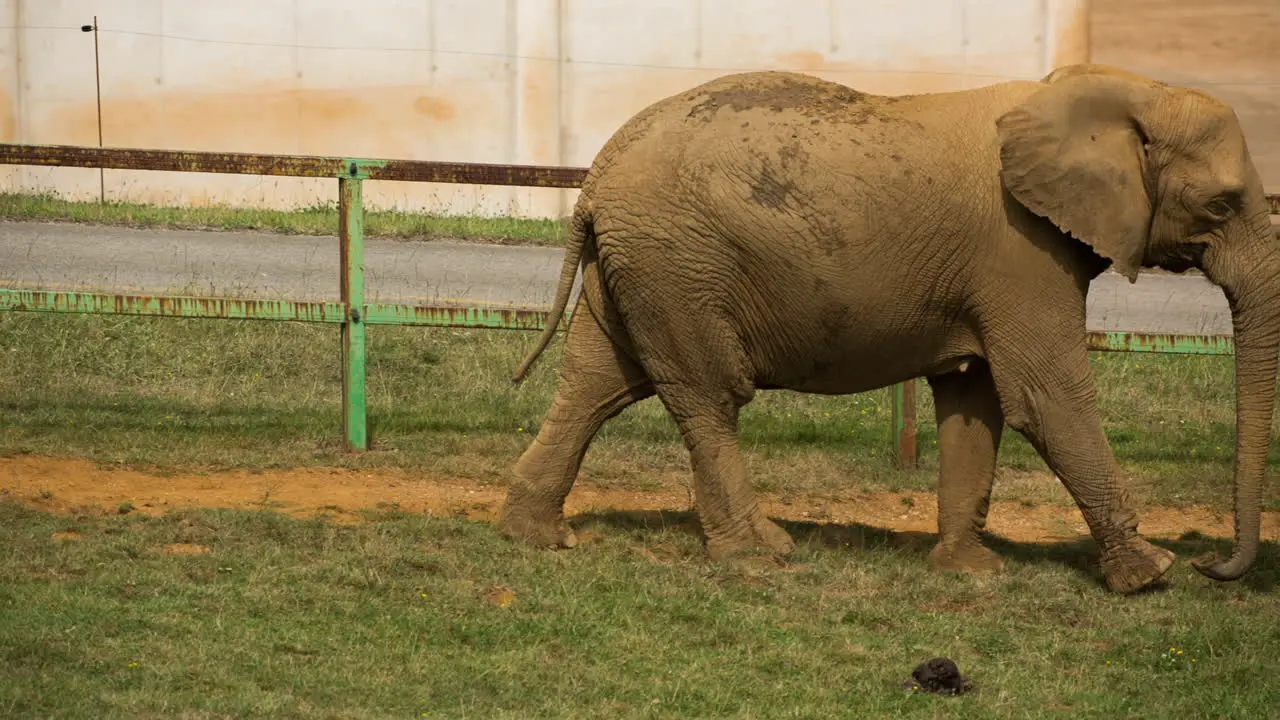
[497,63,1278,594]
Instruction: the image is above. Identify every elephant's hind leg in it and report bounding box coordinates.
[643,358,795,561]
[926,361,1005,574]
[498,301,654,549]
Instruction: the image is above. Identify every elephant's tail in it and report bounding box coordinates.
[510,202,591,384]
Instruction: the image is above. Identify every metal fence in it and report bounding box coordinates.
[0,142,1263,469]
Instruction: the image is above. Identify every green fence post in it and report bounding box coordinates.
[339,172,368,451]
[892,379,918,470]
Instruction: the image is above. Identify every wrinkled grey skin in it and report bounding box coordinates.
[498,63,1278,594]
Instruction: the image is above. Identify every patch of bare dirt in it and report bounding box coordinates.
[162,543,211,555]
[484,585,518,608]
[3,455,1277,545]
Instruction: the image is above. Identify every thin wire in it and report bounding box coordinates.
[0,24,1276,87]
[55,25,1040,80]
[102,27,1027,79]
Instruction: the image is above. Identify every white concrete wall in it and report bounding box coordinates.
[0,0,1089,218]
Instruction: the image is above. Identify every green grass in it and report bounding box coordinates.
[0,192,567,245]
[1,197,1275,718]
[0,312,1274,511]
[2,500,1277,718]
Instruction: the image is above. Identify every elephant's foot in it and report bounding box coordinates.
[705,515,795,561]
[928,540,1005,574]
[1099,536,1175,594]
[496,497,578,550]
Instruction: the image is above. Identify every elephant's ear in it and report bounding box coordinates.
[996,74,1155,282]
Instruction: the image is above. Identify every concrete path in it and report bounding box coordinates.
[0,220,569,309]
[0,219,1248,336]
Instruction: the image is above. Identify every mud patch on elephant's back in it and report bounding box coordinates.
[749,165,797,209]
[685,73,880,123]
[776,141,811,169]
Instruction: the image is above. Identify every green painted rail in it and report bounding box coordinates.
[0,142,1264,468]
[0,289,563,329]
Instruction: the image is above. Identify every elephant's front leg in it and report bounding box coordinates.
[926,361,1006,573]
[987,335,1175,593]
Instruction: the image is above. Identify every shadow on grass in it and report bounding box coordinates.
[574,508,705,538]
[570,509,1280,593]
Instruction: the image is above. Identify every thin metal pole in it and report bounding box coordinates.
[892,379,918,470]
[339,174,368,451]
[81,17,104,202]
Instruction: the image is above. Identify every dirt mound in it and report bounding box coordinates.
[4,455,1277,546]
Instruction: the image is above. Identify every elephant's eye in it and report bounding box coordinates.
[1205,198,1233,219]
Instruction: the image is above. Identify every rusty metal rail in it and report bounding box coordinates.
[0,142,1271,467]
[0,143,588,187]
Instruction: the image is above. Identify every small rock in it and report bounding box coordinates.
[904,657,972,696]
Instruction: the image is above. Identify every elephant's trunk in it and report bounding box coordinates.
[1194,213,1280,581]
